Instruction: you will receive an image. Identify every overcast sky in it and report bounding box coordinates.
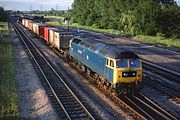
[0,0,179,11]
[0,0,74,11]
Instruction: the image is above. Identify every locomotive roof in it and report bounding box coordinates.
[73,36,139,59]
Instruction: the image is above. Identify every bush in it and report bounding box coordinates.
[0,7,7,22]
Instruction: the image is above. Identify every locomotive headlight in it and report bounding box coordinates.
[123,73,127,76]
[133,73,136,76]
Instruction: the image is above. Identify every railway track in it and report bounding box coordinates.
[56,50,178,120]
[11,18,179,120]
[87,73,178,120]
[143,71,180,99]
[142,60,180,84]
[11,19,95,120]
[121,93,177,120]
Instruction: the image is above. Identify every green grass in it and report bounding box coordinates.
[45,16,64,26]
[0,22,9,35]
[45,21,64,26]
[133,35,180,48]
[0,22,19,119]
[70,23,123,35]
[45,16,64,19]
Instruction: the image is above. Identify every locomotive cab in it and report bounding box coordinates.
[106,58,142,83]
[105,57,142,94]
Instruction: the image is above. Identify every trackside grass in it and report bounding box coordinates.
[45,16,64,26]
[133,35,180,48]
[45,21,64,26]
[0,22,19,119]
[70,23,123,35]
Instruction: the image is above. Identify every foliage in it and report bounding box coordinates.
[30,9,66,17]
[70,0,180,38]
[71,23,123,35]
[156,5,180,38]
[47,9,65,17]
[0,23,19,119]
[0,7,7,22]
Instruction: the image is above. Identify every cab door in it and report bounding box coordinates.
[104,58,115,82]
[104,59,109,79]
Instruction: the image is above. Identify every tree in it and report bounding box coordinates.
[70,0,179,37]
[133,0,160,35]
[0,7,7,22]
[157,5,180,37]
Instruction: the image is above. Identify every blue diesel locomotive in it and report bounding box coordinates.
[70,36,142,94]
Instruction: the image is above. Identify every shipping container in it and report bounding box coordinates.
[48,28,59,44]
[32,23,47,37]
[22,19,25,26]
[25,19,29,28]
[32,22,37,33]
[28,21,33,30]
[44,27,49,42]
[53,31,73,50]
[49,29,55,44]
[44,27,58,43]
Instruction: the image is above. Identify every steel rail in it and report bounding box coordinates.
[142,59,180,83]
[138,93,177,120]
[11,17,179,120]
[11,20,95,120]
[124,94,177,120]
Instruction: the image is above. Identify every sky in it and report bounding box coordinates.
[0,0,74,11]
[176,0,180,5]
[0,0,179,11]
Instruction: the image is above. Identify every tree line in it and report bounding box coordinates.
[30,9,66,17]
[70,0,180,38]
[0,7,7,22]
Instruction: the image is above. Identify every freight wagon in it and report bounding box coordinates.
[44,27,59,44]
[53,31,74,50]
[28,20,33,30]
[32,23,47,37]
[22,19,25,26]
[25,19,29,28]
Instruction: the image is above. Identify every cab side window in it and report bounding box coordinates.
[110,60,114,68]
[72,38,81,44]
[106,59,109,65]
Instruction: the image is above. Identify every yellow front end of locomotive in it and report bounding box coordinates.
[113,59,142,84]
[113,68,142,84]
